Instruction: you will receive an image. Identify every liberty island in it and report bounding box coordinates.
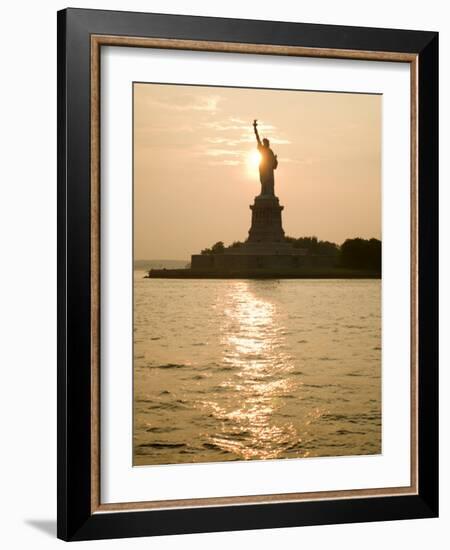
[147,120,379,279]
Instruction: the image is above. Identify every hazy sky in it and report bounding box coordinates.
[134,83,381,260]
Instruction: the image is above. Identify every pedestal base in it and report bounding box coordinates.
[247,194,285,244]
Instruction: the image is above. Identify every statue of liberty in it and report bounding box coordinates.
[253,119,278,196]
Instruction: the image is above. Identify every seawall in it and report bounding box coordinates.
[145,267,381,279]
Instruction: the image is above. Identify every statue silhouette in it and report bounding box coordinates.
[253,119,278,196]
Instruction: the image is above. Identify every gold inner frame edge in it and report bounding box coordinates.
[90,34,419,514]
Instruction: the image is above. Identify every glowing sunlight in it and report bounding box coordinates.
[246,149,261,176]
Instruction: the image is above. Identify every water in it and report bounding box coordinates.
[133,273,381,466]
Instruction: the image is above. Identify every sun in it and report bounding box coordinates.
[246,149,262,175]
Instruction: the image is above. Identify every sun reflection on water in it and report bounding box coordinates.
[202,281,300,460]
[134,276,382,465]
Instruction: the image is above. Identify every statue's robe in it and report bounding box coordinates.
[257,144,278,196]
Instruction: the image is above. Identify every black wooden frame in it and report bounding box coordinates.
[57,8,438,541]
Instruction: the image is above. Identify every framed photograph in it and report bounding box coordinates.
[57,8,438,541]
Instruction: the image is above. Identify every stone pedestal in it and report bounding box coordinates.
[247,194,285,244]
[188,188,327,273]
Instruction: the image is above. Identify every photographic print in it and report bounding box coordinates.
[133,83,382,466]
[58,11,438,539]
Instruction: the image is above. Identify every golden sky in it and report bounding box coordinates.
[134,83,381,260]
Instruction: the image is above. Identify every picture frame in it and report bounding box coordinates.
[57,7,438,541]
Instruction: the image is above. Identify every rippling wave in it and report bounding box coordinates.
[133,274,381,465]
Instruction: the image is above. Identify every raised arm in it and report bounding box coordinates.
[253,119,262,146]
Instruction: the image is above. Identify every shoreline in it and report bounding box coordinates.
[145,268,381,279]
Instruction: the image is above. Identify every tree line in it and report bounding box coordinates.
[201,236,381,272]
